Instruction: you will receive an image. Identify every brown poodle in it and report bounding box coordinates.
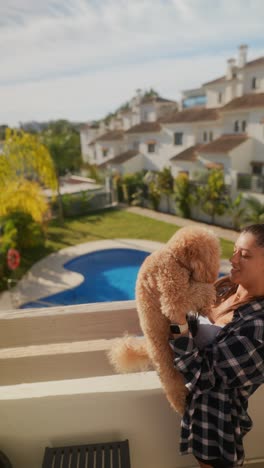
[108,226,221,414]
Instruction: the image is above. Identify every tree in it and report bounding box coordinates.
[243,196,264,223]
[148,182,161,211]
[143,88,159,98]
[0,129,57,290]
[41,120,82,176]
[197,169,228,224]
[41,120,82,223]
[0,125,8,140]
[0,180,49,224]
[174,173,194,218]
[226,193,246,230]
[156,167,174,212]
[0,129,57,223]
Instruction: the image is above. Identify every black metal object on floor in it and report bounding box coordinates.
[42,439,131,468]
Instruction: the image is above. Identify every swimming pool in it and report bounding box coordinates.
[20,248,150,308]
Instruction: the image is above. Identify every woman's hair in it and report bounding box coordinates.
[241,223,264,248]
[211,224,264,319]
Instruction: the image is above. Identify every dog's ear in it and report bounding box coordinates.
[188,234,221,283]
[167,226,221,283]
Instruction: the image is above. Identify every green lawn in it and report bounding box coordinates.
[16,207,234,285]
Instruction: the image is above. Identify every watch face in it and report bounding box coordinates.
[170,324,181,334]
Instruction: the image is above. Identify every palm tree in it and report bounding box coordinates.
[197,169,228,224]
[226,193,246,231]
[243,196,264,224]
[174,173,194,218]
[157,167,174,213]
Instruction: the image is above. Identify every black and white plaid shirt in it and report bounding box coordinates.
[169,298,264,467]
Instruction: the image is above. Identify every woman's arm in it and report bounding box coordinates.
[169,319,264,395]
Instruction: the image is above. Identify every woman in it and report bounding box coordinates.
[169,224,264,468]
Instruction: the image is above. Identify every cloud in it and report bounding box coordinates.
[0,0,264,125]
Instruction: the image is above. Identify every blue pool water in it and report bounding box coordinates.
[20,248,150,308]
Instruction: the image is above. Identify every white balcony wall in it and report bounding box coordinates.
[1,303,264,468]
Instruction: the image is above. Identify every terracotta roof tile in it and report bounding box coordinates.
[98,150,139,168]
[170,144,203,162]
[221,93,264,111]
[161,108,219,124]
[203,76,226,87]
[203,56,264,86]
[198,133,248,153]
[205,162,224,169]
[126,122,161,134]
[245,57,264,68]
[94,130,124,142]
[141,96,176,104]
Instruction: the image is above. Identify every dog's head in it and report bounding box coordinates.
[167,226,221,283]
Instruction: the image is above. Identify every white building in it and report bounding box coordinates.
[80,45,264,197]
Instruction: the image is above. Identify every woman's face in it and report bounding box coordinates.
[229,232,264,289]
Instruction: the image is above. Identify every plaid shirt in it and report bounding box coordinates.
[169,298,264,467]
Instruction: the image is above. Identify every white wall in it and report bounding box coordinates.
[243,66,264,94]
[80,127,99,163]
[95,140,126,166]
[206,84,225,108]
[230,139,254,172]
[140,103,157,122]
[248,108,264,143]
[194,122,222,144]
[170,160,202,178]
[221,110,248,135]
[113,154,145,175]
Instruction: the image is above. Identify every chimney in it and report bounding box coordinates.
[226,58,236,80]
[238,44,248,68]
[136,88,143,104]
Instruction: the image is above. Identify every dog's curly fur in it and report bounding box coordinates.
[107,226,221,415]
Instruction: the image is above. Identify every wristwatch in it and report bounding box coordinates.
[170,322,189,334]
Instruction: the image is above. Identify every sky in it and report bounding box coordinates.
[0,0,264,127]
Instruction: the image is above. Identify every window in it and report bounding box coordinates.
[102,148,108,158]
[148,143,155,153]
[218,92,222,104]
[242,120,247,132]
[252,164,262,175]
[133,141,140,150]
[234,120,239,132]
[252,77,257,89]
[174,132,183,145]
[209,131,213,141]
[203,131,207,142]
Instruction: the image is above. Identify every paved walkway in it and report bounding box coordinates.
[124,206,239,242]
